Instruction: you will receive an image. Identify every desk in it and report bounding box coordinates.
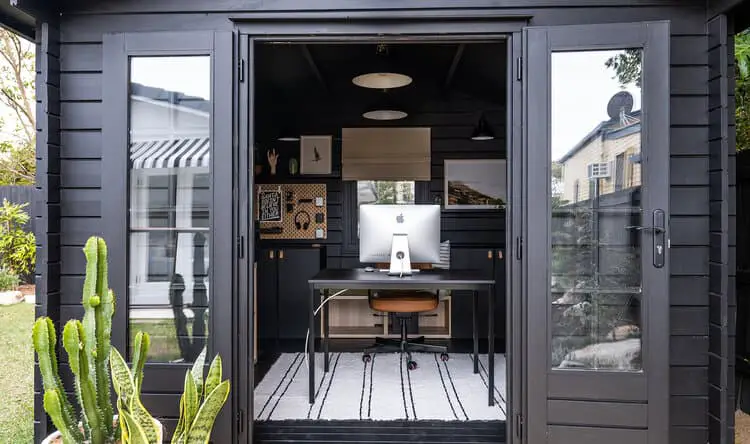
[308,268,496,406]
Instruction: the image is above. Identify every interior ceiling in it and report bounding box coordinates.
[255,41,507,134]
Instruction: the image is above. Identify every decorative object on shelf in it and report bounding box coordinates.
[352,43,412,89]
[444,159,506,210]
[288,157,299,175]
[266,148,279,175]
[470,112,495,140]
[300,135,332,175]
[433,194,442,205]
[255,183,327,240]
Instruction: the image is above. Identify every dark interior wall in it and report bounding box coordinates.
[47,1,712,443]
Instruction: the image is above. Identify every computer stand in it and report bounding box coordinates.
[388,234,412,276]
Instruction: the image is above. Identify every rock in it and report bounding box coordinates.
[0,290,23,305]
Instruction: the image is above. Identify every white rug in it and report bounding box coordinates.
[254,352,506,422]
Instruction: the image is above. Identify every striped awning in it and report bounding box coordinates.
[130,137,210,169]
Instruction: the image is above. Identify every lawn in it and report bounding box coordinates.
[0,303,34,444]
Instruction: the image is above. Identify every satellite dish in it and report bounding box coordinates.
[607,91,634,120]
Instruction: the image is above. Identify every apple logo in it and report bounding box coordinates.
[396,213,404,224]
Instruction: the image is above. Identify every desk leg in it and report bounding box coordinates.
[323,289,329,373]
[473,290,479,374]
[488,283,495,407]
[309,285,316,404]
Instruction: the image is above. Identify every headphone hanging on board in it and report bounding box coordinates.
[295,210,311,230]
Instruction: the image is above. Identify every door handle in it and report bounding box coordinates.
[625,209,665,268]
[487,250,493,259]
[269,250,274,259]
[279,249,284,260]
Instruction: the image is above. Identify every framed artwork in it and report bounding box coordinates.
[444,159,506,209]
[300,135,332,175]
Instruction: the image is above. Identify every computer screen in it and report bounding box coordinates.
[359,204,440,275]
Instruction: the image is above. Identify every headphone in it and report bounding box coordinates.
[294,210,311,230]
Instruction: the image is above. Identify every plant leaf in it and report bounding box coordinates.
[203,355,222,401]
[43,390,81,444]
[131,331,150,397]
[185,380,231,444]
[109,347,135,402]
[171,390,187,444]
[191,347,207,399]
[130,398,161,444]
[120,408,150,444]
[184,369,199,432]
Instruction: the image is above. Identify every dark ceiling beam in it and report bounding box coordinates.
[443,44,465,89]
[300,44,329,95]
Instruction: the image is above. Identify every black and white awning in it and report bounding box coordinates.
[130,137,210,169]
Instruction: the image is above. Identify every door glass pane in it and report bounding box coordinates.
[550,49,642,371]
[128,56,211,362]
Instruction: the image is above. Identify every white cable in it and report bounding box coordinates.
[304,288,349,370]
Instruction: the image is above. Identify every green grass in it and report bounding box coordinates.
[0,303,34,444]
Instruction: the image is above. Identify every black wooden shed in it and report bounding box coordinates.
[7,0,749,443]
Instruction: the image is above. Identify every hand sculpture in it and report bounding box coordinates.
[267,149,279,175]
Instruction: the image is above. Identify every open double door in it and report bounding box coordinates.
[231,20,670,444]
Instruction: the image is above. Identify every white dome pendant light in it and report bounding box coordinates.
[352,43,413,90]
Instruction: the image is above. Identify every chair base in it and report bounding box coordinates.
[363,330,449,370]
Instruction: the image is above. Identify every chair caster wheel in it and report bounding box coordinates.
[407,360,418,371]
[362,354,371,363]
[440,353,450,362]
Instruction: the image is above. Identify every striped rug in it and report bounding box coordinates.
[254,352,506,422]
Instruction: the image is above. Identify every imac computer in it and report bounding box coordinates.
[359,204,441,276]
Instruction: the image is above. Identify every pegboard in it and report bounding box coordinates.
[255,183,327,240]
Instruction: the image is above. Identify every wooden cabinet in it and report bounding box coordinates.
[256,247,322,341]
[450,248,506,344]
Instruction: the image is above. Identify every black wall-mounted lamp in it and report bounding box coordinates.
[470,114,495,141]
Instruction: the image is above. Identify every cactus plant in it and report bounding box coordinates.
[171,348,230,443]
[33,235,161,443]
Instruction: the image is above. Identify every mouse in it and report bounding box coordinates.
[364,266,375,272]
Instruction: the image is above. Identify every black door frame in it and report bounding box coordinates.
[523,21,670,444]
[234,14,526,444]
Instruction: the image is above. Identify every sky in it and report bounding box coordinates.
[551,50,641,161]
[130,57,212,100]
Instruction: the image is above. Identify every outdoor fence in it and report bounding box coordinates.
[0,185,35,233]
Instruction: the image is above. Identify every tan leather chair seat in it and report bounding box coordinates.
[370,290,438,313]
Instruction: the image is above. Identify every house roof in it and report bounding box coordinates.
[130,82,211,114]
[558,109,641,163]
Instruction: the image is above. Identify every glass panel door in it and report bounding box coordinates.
[524,22,670,444]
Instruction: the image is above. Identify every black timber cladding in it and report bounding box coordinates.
[34,19,61,442]
[42,1,714,443]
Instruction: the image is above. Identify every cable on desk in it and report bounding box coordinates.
[304,288,349,370]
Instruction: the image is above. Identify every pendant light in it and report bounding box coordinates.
[276,126,300,142]
[470,113,495,141]
[362,90,408,121]
[352,44,413,90]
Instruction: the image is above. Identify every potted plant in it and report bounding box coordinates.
[34,236,161,443]
[171,348,230,443]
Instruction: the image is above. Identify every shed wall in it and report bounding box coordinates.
[42,1,713,443]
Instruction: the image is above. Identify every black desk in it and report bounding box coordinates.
[308,268,496,406]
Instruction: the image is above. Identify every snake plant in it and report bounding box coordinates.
[33,236,117,443]
[110,331,162,443]
[171,348,231,443]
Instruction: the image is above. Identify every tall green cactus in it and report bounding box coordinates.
[32,236,121,443]
[171,348,231,444]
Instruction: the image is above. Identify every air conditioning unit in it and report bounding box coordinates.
[587,162,611,179]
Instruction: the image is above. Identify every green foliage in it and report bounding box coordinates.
[0,267,18,291]
[110,332,162,444]
[737,30,750,152]
[0,199,35,277]
[604,48,642,88]
[0,29,36,185]
[172,348,231,444]
[32,236,119,443]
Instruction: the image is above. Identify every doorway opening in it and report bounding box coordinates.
[249,39,510,442]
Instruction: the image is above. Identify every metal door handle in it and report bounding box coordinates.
[626,209,665,268]
[487,250,493,259]
[269,250,274,259]
[279,249,284,259]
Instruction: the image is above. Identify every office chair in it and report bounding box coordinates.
[363,264,449,370]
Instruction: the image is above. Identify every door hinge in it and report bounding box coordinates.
[515,414,524,439]
[516,57,523,81]
[515,236,523,260]
[237,235,245,259]
[237,409,245,434]
[238,58,245,83]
